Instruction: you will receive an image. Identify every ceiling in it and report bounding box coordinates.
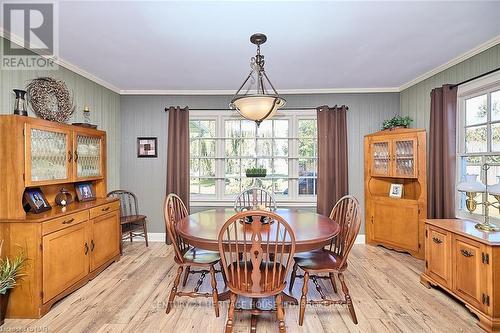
[6,1,500,93]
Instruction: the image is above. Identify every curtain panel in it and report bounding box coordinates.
[428,85,457,219]
[316,105,349,216]
[166,106,190,242]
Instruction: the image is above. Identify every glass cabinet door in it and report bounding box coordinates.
[370,140,392,176]
[74,133,103,180]
[25,124,72,185]
[393,138,418,178]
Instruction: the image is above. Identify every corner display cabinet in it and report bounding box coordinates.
[364,128,427,259]
[0,115,120,318]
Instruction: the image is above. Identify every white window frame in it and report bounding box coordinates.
[189,109,317,207]
[456,71,500,221]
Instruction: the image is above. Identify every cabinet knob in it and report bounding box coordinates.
[84,242,89,255]
[68,150,73,162]
[91,240,95,251]
[74,150,79,162]
[460,249,473,257]
[432,237,442,244]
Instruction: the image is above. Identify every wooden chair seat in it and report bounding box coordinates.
[181,247,221,265]
[293,249,346,272]
[120,215,147,225]
[227,261,286,291]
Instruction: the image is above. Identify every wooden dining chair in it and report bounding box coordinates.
[288,195,361,326]
[234,187,277,212]
[107,190,148,247]
[164,193,223,317]
[218,210,296,333]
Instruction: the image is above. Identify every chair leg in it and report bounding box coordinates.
[182,266,191,287]
[225,292,237,333]
[143,220,149,247]
[276,293,286,333]
[166,266,183,314]
[129,228,133,243]
[250,298,258,333]
[338,272,358,324]
[329,272,338,293]
[289,262,298,292]
[210,265,220,317]
[298,272,309,326]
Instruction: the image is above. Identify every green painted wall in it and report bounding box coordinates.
[0,37,121,190]
[400,44,500,130]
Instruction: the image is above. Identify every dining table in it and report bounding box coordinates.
[176,207,340,304]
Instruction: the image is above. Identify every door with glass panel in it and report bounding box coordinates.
[370,139,392,177]
[392,137,418,178]
[73,131,104,181]
[25,123,73,186]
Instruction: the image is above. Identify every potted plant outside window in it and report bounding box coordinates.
[245,168,267,178]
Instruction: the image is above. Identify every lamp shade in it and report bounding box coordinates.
[457,174,486,193]
[232,95,285,123]
[488,176,500,195]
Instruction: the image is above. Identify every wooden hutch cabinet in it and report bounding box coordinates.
[0,115,120,318]
[364,128,427,258]
[421,219,500,333]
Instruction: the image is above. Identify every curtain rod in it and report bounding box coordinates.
[450,67,500,89]
[164,106,349,112]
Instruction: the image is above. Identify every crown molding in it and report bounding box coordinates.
[2,26,499,96]
[119,87,400,95]
[0,28,121,94]
[399,34,500,91]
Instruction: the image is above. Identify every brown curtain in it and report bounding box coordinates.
[428,85,457,219]
[316,105,349,216]
[166,106,190,215]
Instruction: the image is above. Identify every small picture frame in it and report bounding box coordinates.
[137,137,158,158]
[389,184,403,198]
[24,187,51,213]
[75,182,96,202]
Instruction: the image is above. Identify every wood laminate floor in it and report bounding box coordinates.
[3,243,482,333]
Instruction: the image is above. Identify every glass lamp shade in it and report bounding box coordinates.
[488,176,500,196]
[457,174,486,193]
[232,95,285,122]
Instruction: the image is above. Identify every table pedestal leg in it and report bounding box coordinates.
[218,290,231,301]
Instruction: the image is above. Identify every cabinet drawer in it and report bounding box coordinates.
[42,211,88,235]
[89,201,119,219]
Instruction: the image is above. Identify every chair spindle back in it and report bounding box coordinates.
[328,195,361,268]
[164,193,190,264]
[107,190,140,217]
[218,210,295,295]
[234,187,277,212]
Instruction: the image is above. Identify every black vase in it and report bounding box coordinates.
[13,89,28,116]
[0,290,11,326]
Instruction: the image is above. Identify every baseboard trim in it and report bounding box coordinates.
[132,233,366,244]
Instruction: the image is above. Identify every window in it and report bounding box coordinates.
[189,111,317,205]
[457,82,500,219]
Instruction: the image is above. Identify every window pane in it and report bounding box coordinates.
[299,158,316,176]
[225,120,240,137]
[190,139,199,156]
[257,158,271,170]
[240,139,255,156]
[257,121,272,138]
[199,120,215,137]
[241,178,253,191]
[225,139,240,156]
[273,179,289,195]
[299,139,316,157]
[241,159,256,176]
[225,178,240,195]
[273,158,288,177]
[465,125,487,153]
[299,119,317,138]
[190,159,199,177]
[492,90,500,122]
[298,177,317,195]
[199,159,215,177]
[225,159,240,177]
[257,139,272,156]
[274,139,288,156]
[274,120,289,138]
[465,94,487,126]
[241,120,255,138]
[458,156,481,214]
[190,178,200,194]
[200,179,215,194]
[189,120,200,138]
[200,139,215,157]
[492,123,500,152]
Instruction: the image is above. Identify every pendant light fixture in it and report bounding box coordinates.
[230,33,286,126]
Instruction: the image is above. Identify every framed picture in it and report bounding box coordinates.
[137,137,158,158]
[389,184,403,198]
[75,182,96,202]
[23,187,51,213]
